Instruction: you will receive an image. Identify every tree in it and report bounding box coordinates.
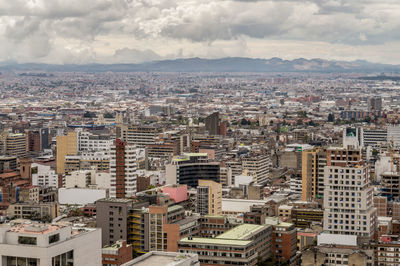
[327,113,334,122]
[104,112,114,119]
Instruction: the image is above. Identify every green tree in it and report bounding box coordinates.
[327,113,334,122]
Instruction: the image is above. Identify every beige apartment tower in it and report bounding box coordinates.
[196,179,222,215]
[56,131,78,174]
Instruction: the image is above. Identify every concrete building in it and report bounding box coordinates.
[179,223,272,266]
[301,149,326,201]
[361,128,387,147]
[77,131,112,152]
[31,163,60,188]
[196,179,222,216]
[7,202,59,221]
[64,151,110,173]
[0,156,17,174]
[2,132,27,157]
[0,222,101,266]
[110,139,137,198]
[368,96,382,112]
[102,240,132,266]
[387,125,400,147]
[242,154,270,185]
[56,131,78,174]
[118,125,162,148]
[205,112,219,136]
[323,165,377,240]
[96,198,149,247]
[166,153,220,188]
[265,218,298,264]
[302,234,374,266]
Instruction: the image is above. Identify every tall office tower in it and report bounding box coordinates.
[110,139,137,198]
[205,112,219,135]
[323,165,377,240]
[56,131,78,174]
[166,153,220,188]
[117,124,162,148]
[368,96,382,112]
[196,179,222,215]
[1,132,27,157]
[242,154,270,185]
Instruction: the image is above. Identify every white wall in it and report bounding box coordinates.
[58,188,106,205]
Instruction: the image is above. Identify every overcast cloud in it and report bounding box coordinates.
[1,0,400,64]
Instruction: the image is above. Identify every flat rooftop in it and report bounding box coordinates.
[216,224,266,240]
[124,251,198,266]
[6,223,67,235]
[180,237,251,246]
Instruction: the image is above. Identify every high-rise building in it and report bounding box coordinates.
[2,132,27,157]
[265,218,298,263]
[56,131,78,174]
[27,130,41,152]
[166,153,220,188]
[196,179,222,215]
[110,139,137,198]
[368,96,382,112]
[77,131,112,152]
[302,147,362,201]
[205,112,219,135]
[302,149,326,201]
[117,125,162,148]
[242,154,270,185]
[323,165,377,240]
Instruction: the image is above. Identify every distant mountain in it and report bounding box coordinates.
[0,57,399,73]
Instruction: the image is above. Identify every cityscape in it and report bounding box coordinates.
[2,1,400,266]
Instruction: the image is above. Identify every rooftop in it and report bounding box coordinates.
[217,224,267,240]
[264,217,294,228]
[179,237,251,246]
[124,251,198,266]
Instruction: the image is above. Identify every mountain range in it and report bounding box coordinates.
[0,57,399,73]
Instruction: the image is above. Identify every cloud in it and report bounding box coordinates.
[111,48,161,63]
[0,0,400,63]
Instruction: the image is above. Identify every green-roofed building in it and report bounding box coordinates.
[178,223,272,265]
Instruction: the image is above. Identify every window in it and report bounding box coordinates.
[18,236,37,245]
[49,233,60,244]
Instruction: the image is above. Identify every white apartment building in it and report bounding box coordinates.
[323,165,377,239]
[0,222,101,266]
[242,154,270,185]
[77,131,112,152]
[65,170,94,188]
[65,169,111,190]
[31,163,59,188]
[110,139,138,198]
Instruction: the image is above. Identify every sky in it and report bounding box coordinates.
[1,0,400,64]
